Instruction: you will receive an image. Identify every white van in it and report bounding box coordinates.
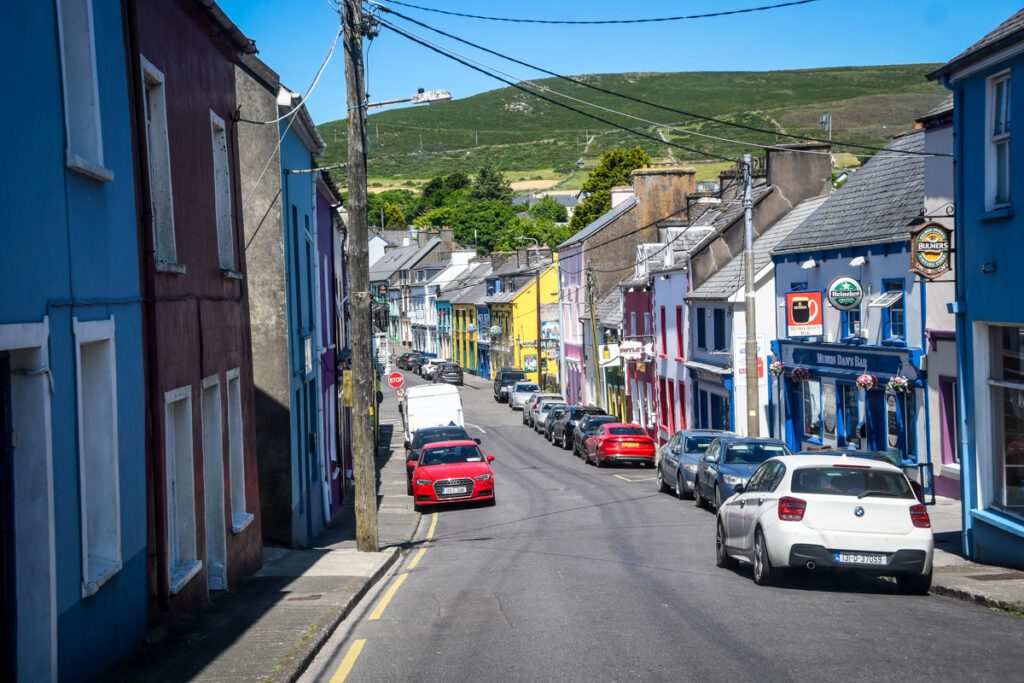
[402,384,464,443]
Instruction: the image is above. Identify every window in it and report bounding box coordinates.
[141,56,177,268]
[990,327,1024,509]
[73,317,121,596]
[57,0,110,180]
[210,112,235,270]
[660,306,667,355]
[165,386,200,593]
[696,307,707,350]
[713,309,726,351]
[802,379,822,440]
[840,383,861,448]
[881,280,905,341]
[675,306,683,359]
[822,383,837,439]
[990,72,1012,208]
[659,378,669,429]
[677,380,686,431]
[667,381,676,433]
[643,312,651,339]
[226,369,252,532]
[630,312,637,337]
[790,282,808,292]
[200,376,226,591]
[841,307,862,339]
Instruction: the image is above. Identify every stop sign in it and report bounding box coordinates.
[387,372,404,389]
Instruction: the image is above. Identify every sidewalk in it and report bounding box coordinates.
[111,384,421,682]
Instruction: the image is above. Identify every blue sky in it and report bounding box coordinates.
[220,0,1022,124]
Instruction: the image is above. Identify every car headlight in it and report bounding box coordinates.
[415,479,432,486]
[683,463,698,473]
[722,474,746,486]
[474,473,492,481]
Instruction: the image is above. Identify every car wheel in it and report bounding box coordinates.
[714,485,722,511]
[752,528,782,586]
[594,452,603,468]
[694,482,706,508]
[896,570,932,596]
[716,520,738,569]
[656,468,670,493]
[677,473,688,500]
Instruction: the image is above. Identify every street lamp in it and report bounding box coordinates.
[363,87,452,110]
[518,236,543,389]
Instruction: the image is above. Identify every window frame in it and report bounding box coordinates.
[675,306,684,360]
[712,308,727,352]
[226,368,253,533]
[802,378,822,441]
[881,279,906,344]
[210,110,236,272]
[140,55,180,271]
[840,306,862,341]
[164,385,201,594]
[696,307,707,350]
[659,306,667,356]
[988,71,1012,210]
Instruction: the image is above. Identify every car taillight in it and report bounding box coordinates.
[778,496,806,521]
[910,504,931,528]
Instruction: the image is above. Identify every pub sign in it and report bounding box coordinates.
[910,221,952,280]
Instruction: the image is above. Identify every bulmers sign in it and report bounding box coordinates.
[910,221,952,280]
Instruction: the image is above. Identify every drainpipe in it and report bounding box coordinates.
[311,178,330,527]
[123,0,169,610]
[920,278,934,500]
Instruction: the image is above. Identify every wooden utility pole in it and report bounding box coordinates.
[586,265,603,409]
[343,0,379,552]
[742,154,760,437]
[535,258,543,389]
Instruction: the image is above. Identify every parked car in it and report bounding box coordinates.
[542,405,570,441]
[657,429,733,499]
[493,367,527,402]
[509,381,540,410]
[525,392,562,427]
[715,454,934,593]
[410,440,496,511]
[396,352,421,370]
[533,399,567,434]
[550,406,605,449]
[584,423,656,467]
[573,414,618,458]
[404,425,474,495]
[433,362,464,385]
[797,450,927,503]
[407,356,426,375]
[694,437,792,511]
[420,358,440,379]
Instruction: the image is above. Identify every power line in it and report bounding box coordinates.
[372,2,950,158]
[379,0,821,25]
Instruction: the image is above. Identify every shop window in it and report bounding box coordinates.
[802,379,822,440]
[696,308,707,350]
[871,280,905,343]
[989,71,1012,209]
[989,327,1024,510]
[840,383,861,448]
[713,309,727,351]
[841,307,862,340]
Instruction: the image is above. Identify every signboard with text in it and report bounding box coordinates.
[910,221,953,280]
[786,291,823,337]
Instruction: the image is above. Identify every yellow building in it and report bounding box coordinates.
[484,252,559,386]
[449,262,493,376]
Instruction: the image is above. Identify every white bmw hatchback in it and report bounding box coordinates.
[715,454,934,594]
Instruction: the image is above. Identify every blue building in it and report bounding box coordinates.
[931,10,1024,568]
[1,0,146,679]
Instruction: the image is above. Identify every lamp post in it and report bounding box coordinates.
[519,237,543,389]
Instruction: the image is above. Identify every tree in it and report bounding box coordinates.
[529,196,568,223]
[470,161,513,202]
[413,206,457,229]
[418,171,470,214]
[368,189,417,228]
[568,146,652,231]
[447,200,517,253]
[380,202,405,228]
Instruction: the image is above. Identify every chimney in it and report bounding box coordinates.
[417,229,433,248]
[630,166,697,226]
[610,185,634,207]
[766,143,832,201]
[439,227,454,250]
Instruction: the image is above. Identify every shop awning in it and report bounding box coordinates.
[869,291,903,308]
[684,360,732,375]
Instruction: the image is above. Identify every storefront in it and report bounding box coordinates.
[686,362,733,432]
[773,341,923,465]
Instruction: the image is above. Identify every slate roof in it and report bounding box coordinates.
[368,243,419,281]
[556,196,637,249]
[449,263,492,305]
[929,9,1024,80]
[919,94,953,123]
[400,238,441,273]
[772,131,925,255]
[583,275,628,323]
[688,195,829,301]
[371,229,411,246]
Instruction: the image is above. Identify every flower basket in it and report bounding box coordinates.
[856,373,878,391]
[792,367,811,381]
[887,375,911,394]
[769,360,785,377]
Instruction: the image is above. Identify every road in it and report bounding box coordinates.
[302,371,1024,682]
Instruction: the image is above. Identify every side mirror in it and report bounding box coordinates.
[702,454,715,464]
[486,454,495,462]
[404,440,411,449]
[406,459,416,468]
[733,483,746,495]
[474,438,481,444]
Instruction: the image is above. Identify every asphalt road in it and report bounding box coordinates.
[302,371,1024,682]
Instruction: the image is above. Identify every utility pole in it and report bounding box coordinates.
[343,0,379,552]
[742,154,760,437]
[586,265,603,410]
[535,258,543,390]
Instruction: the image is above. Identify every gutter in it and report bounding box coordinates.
[194,0,257,55]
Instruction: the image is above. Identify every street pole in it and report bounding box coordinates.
[343,0,379,552]
[535,259,542,389]
[586,265,603,410]
[742,154,760,437]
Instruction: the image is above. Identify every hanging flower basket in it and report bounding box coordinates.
[856,373,878,391]
[769,360,785,377]
[792,367,811,381]
[888,375,911,394]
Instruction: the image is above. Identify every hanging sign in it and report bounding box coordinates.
[619,340,644,361]
[827,277,863,311]
[786,291,823,337]
[910,221,952,280]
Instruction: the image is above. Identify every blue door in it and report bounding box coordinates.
[1,351,15,680]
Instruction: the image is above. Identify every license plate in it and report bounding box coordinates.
[835,551,887,566]
[442,486,467,495]
[500,387,508,392]
[622,442,640,448]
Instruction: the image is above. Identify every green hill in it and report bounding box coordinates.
[317,65,946,188]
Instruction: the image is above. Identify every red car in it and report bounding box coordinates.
[411,440,496,511]
[584,423,657,468]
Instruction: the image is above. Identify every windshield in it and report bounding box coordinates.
[791,466,914,498]
[502,372,526,382]
[415,429,468,448]
[514,383,539,393]
[420,444,484,466]
[549,407,568,418]
[722,443,790,465]
[609,427,646,436]
[539,401,565,411]
[683,436,716,453]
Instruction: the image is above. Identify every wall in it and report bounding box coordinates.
[652,269,688,439]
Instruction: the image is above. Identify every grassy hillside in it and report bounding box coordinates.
[318,65,946,188]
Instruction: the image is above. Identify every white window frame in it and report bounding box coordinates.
[164,385,201,594]
[210,111,235,271]
[226,368,253,532]
[140,55,181,271]
[981,324,1024,514]
[73,316,122,597]
[987,70,1012,210]
[200,374,226,591]
[55,0,112,182]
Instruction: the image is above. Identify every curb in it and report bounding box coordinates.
[930,582,1024,617]
[277,547,400,683]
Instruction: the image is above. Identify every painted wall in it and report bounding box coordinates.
[652,269,689,440]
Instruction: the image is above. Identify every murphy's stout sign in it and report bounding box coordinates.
[910,221,952,280]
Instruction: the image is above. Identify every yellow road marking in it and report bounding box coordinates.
[427,512,438,540]
[368,572,408,620]
[329,639,365,683]
[408,512,437,570]
[408,546,427,569]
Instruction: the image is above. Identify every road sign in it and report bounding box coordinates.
[387,372,404,389]
[396,387,406,398]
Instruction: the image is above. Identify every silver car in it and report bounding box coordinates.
[534,400,567,433]
[509,382,540,410]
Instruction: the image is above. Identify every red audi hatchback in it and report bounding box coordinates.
[411,440,496,511]
[585,423,656,467]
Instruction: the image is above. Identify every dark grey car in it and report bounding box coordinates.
[656,430,732,499]
[550,406,605,449]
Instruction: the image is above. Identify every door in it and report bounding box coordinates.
[735,462,781,551]
[697,441,719,498]
[0,352,15,680]
[201,381,227,591]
